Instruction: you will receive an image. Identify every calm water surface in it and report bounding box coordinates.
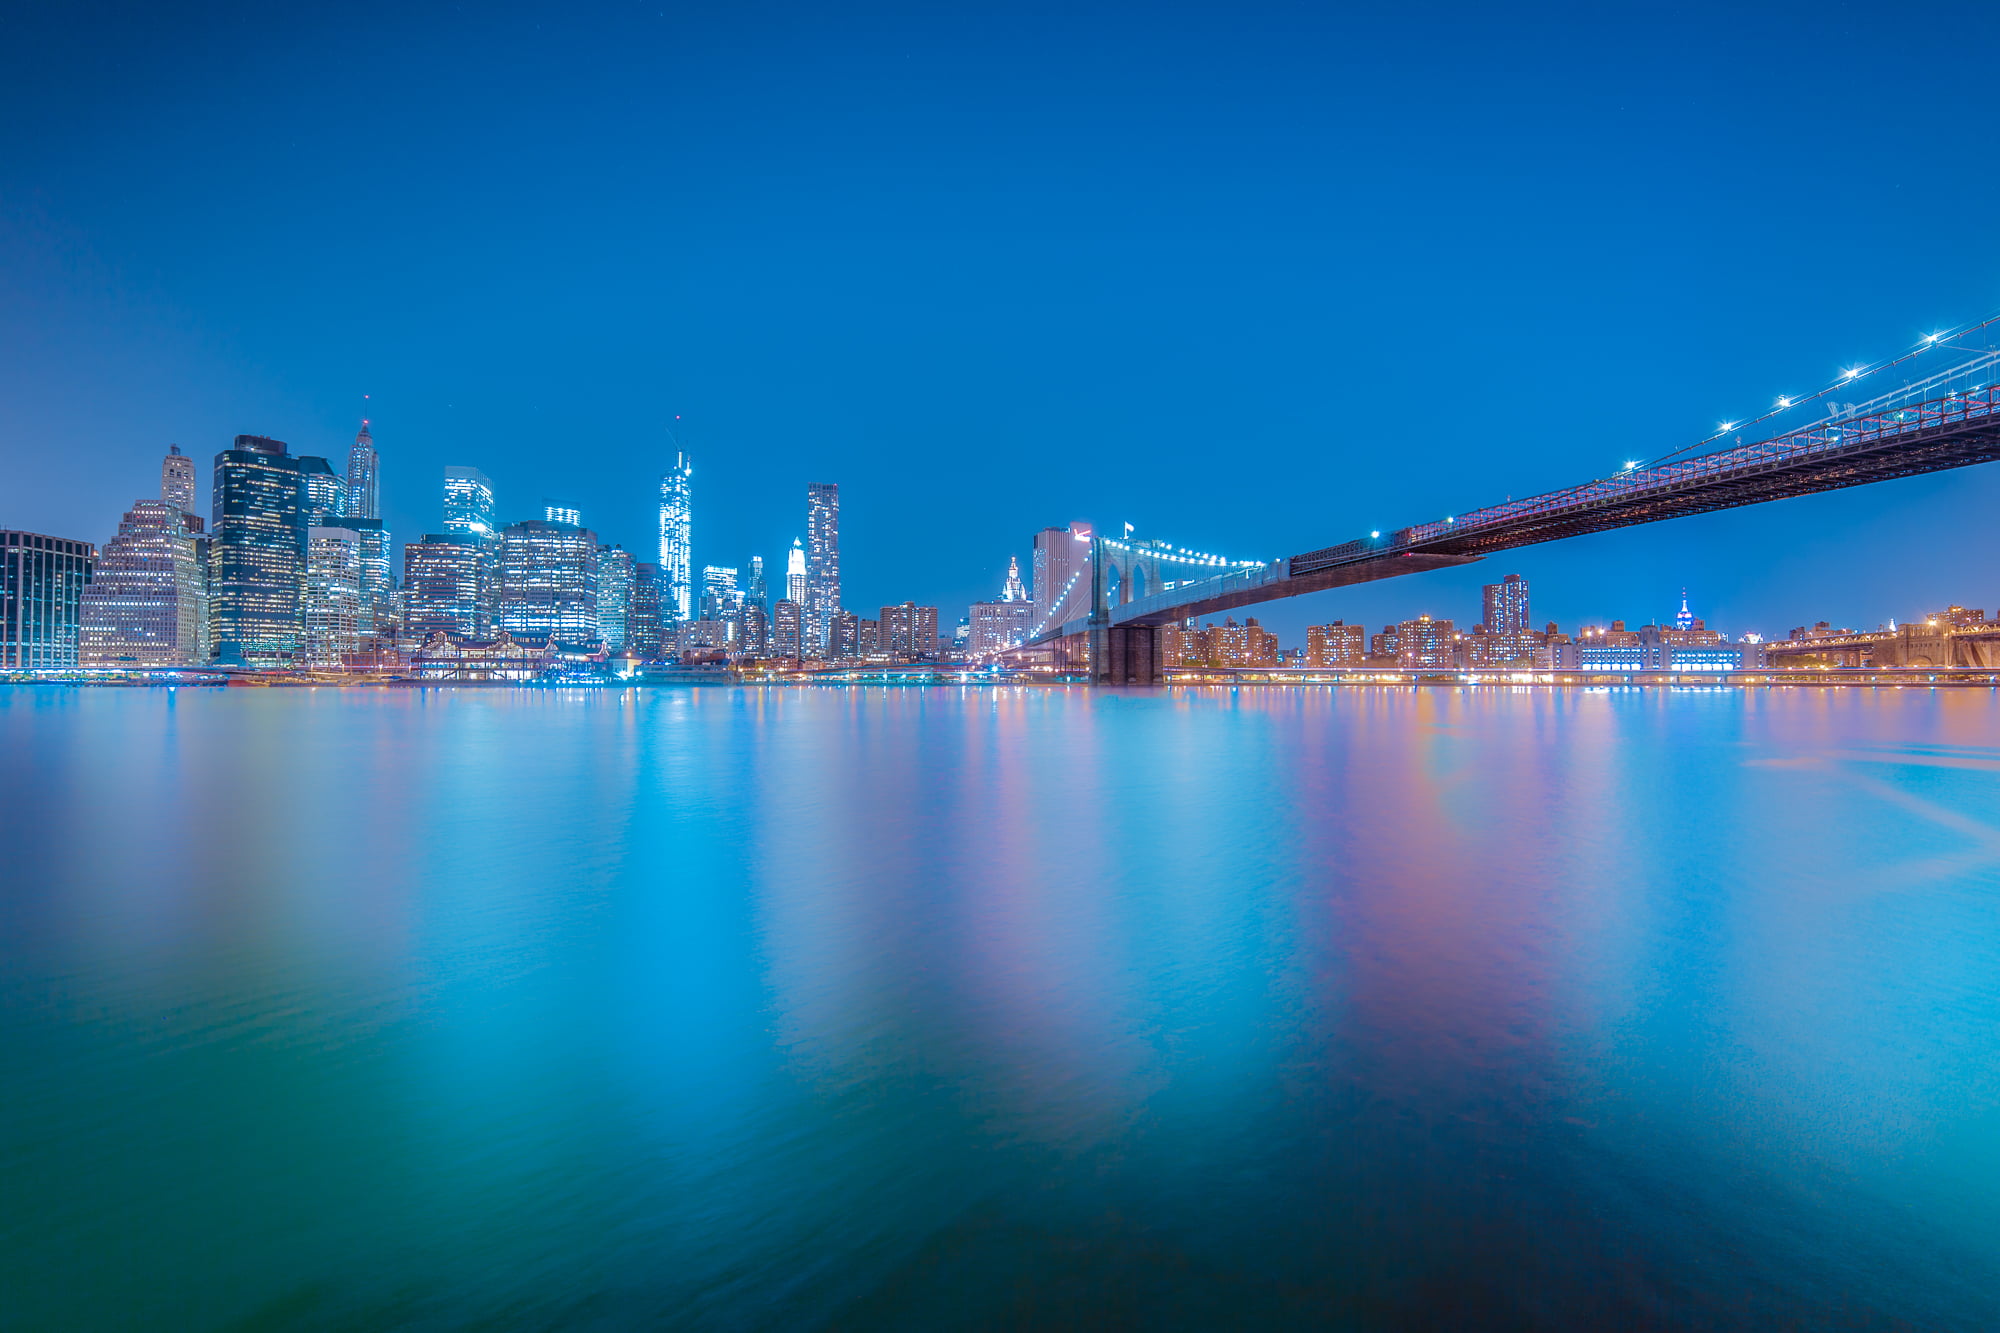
[6,685,2000,1330]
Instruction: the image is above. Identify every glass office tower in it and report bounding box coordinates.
[1,531,95,669]
[209,435,305,666]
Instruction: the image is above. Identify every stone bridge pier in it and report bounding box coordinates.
[1090,622,1163,685]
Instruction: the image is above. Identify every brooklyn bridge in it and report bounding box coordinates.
[1017,319,2000,683]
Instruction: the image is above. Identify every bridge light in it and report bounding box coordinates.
[1623,460,1640,471]
[1370,530,1381,539]
[1843,367,1862,379]
[1776,396,1791,408]
[1720,421,1737,432]
[1926,332,1942,342]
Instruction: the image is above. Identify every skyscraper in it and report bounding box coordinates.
[879,602,939,658]
[1032,523,1093,631]
[498,518,600,641]
[700,565,741,631]
[1002,554,1027,603]
[658,450,693,624]
[740,600,769,657]
[299,455,344,525]
[805,483,840,653]
[543,503,581,527]
[79,503,208,666]
[970,600,1035,655]
[442,466,496,537]
[161,445,197,512]
[629,562,666,654]
[337,518,393,634]
[1,531,95,669]
[403,535,492,638]
[81,446,210,666]
[345,421,380,520]
[771,599,803,660]
[1481,575,1529,635]
[209,434,305,666]
[746,555,768,610]
[302,527,362,666]
[598,545,635,648]
[785,539,807,608]
[970,559,1034,654]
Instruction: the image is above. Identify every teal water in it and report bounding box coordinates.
[5,685,2000,1330]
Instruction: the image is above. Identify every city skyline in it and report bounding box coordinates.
[12,5,2000,639]
[13,416,1994,676]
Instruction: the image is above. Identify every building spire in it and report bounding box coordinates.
[1001,554,1027,603]
[345,419,380,520]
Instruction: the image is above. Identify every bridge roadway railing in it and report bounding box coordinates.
[1292,382,2000,576]
[1390,385,2000,551]
[1029,383,2000,648]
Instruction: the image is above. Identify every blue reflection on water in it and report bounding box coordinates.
[4,685,2000,1329]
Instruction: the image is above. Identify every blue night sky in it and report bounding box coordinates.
[6,0,2000,641]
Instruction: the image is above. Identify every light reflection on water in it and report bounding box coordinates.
[5,685,2000,1329]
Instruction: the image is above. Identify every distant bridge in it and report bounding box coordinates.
[1766,622,2000,670]
[1024,328,2000,682]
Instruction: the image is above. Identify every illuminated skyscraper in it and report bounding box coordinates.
[805,483,839,653]
[301,527,362,666]
[700,565,740,631]
[498,518,600,641]
[1002,554,1027,603]
[771,598,803,660]
[299,455,343,525]
[161,445,196,512]
[336,517,393,634]
[443,466,496,536]
[970,560,1034,654]
[785,539,807,607]
[1481,575,1529,635]
[403,535,491,638]
[210,434,305,666]
[1,531,94,668]
[543,503,581,526]
[629,562,666,654]
[879,603,939,658]
[345,421,380,520]
[1675,589,1695,631]
[80,446,210,666]
[970,600,1034,655]
[80,503,207,666]
[1032,523,1093,631]
[746,555,768,610]
[658,450,693,623]
[740,600,768,656]
[598,545,635,647]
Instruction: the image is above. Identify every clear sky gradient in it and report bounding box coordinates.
[6,0,2000,640]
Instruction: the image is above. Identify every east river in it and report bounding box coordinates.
[5,685,2000,1329]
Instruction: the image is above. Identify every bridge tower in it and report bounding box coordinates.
[1088,534,1167,684]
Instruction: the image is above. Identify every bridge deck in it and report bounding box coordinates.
[1032,385,2000,643]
